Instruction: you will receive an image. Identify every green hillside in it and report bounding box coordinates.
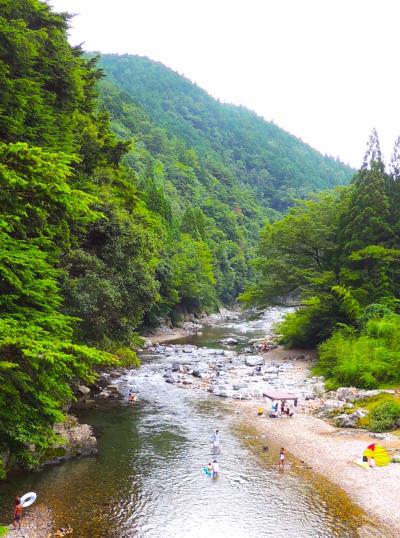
[0,0,355,465]
[98,54,354,212]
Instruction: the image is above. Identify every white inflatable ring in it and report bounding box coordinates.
[20,491,37,508]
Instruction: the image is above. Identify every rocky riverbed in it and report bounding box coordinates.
[137,342,318,404]
[2,307,397,537]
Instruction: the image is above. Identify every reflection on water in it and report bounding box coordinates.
[0,309,386,537]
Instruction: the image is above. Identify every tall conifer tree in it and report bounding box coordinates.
[340,129,392,251]
[388,136,400,242]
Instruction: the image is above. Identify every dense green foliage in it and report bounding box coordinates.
[95,56,353,307]
[96,79,259,308]
[0,0,354,466]
[317,311,400,389]
[98,54,353,211]
[0,0,140,463]
[368,400,400,432]
[246,130,400,388]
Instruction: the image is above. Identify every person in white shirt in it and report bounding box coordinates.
[212,459,219,477]
[211,429,220,451]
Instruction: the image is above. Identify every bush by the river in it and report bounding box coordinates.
[316,313,400,389]
[368,400,400,432]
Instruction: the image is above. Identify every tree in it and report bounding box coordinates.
[241,190,347,305]
[340,130,392,251]
[0,147,118,454]
[170,234,216,312]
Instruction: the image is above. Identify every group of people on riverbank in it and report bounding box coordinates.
[269,400,294,418]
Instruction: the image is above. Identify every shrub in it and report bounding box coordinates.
[277,297,340,348]
[368,401,400,432]
[316,312,400,388]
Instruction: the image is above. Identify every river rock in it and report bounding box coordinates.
[98,390,111,399]
[47,415,98,465]
[141,337,153,349]
[319,399,343,413]
[263,375,277,381]
[336,387,359,401]
[213,349,225,356]
[335,409,367,428]
[248,338,266,344]
[220,337,239,345]
[335,414,358,428]
[357,389,383,400]
[106,384,120,393]
[78,385,91,396]
[244,355,264,367]
[312,382,326,397]
[233,383,248,390]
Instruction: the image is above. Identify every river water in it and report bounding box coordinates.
[0,309,381,537]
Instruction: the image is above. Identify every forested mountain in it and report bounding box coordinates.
[243,130,400,394]
[98,54,353,212]
[0,0,355,467]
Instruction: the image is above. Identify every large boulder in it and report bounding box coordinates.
[335,409,367,428]
[220,337,239,345]
[335,413,358,428]
[320,399,343,411]
[141,337,153,349]
[233,383,248,390]
[46,415,98,464]
[264,366,279,374]
[336,387,359,401]
[244,355,264,367]
[77,385,91,396]
[312,382,326,396]
[357,389,383,400]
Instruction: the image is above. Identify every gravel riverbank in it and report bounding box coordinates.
[240,405,399,537]
[3,505,53,538]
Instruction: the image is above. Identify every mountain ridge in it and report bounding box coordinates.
[97,53,354,212]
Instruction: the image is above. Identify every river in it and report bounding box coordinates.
[0,308,381,537]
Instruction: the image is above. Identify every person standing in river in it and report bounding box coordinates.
[212,459,220,478]
[211,429,220,453]
[278,448,285,470]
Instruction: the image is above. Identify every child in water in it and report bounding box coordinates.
[212,459,219,478]
[278,448,285,469]
[207,462,213,475]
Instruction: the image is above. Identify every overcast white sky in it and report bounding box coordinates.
[49,0,400,168]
